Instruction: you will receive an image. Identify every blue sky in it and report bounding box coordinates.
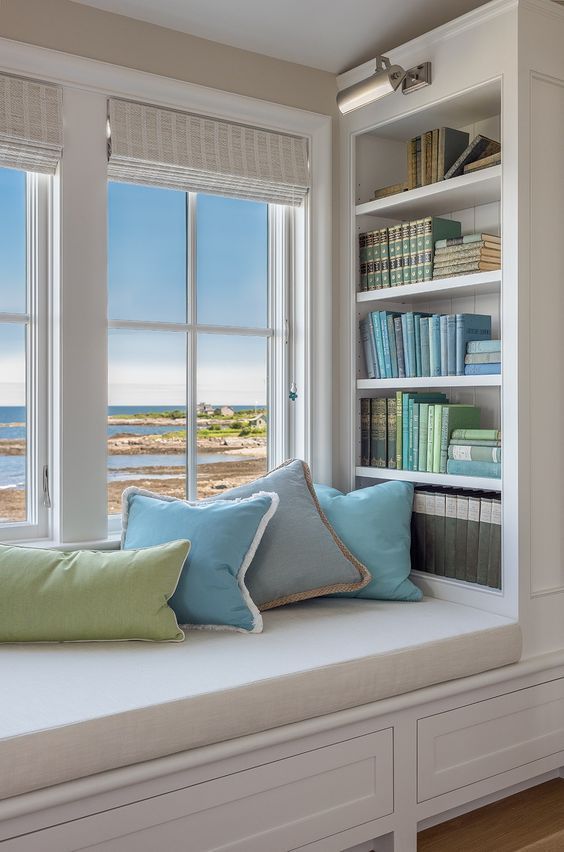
[0,171,269,407]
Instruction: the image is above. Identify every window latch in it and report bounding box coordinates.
[42,465,52,509]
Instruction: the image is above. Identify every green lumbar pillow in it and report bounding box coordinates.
[0,540,189,642]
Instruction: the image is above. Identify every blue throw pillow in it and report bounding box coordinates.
[315,481,422,602]
[121,488,279,633]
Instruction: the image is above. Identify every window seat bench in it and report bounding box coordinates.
[0,597,521,803]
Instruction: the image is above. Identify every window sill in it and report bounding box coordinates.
[3,534,121,551]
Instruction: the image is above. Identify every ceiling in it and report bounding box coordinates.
[68,0,493,74]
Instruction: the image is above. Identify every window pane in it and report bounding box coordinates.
[0,324,26,523]
[108,183,187,323]
[197,334,267,499]
[0,169,26,314]
[196,195,268,328]
[108,329,187,514]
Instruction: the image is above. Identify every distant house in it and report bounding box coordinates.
[218,406,235,417]
[248,414,267,430]
[197,402,215,415]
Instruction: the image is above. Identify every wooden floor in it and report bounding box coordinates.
[418,778,564,851]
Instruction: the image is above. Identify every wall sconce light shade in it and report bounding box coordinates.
[337,57,432,114]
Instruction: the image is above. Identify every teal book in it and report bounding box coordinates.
[444,494,458,579]
[426,405,435,472]
[449,445,501,462]
[371,311,386,378]
[424,491,436,574]
[387,397,397,469]
[411,491,427,572]
[414,314,422,377]
[401,313,411,377]
[408,398,415,471]
[420,317,431,376]
[418,404,429,472]
[359,317,377,379]
[412,403,420,471]
[465,352,502,364]
[447,314,456,376]
[434,492,446,577]
[446,459,502,478]
[432,404,442,473]
[455,314,492,375]
[429,314,441,377]
[394,317,406,378]
[440,315,448,377]
[466,339,501,354]
[465,495,481,583]
[454,495,469,581]
[476,498,492,586]
[387,313,399,378]
[380,311,393,378]
[464,363,501,375]
[360,398,371,466]
[439,405,481,474]
[422,217,462,280]
[406,313,416,379]
[396,391,403,469]
[487,499,502,589]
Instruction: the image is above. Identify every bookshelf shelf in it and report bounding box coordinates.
[355,466,502,492]
[356,270,501,305]
[355,166,501,221]
[357,375,501,390]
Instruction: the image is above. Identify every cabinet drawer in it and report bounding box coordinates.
[418,678,564,801]
[3,728,393,852]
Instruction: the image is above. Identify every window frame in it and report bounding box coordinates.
[0,171,51,542]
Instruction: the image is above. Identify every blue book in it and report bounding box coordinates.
[359,318,376,378]
[420,317,431,377]
[380,312,393,378]
[371,312,386,378]
[394,317,406,378]
[429,315,441,377]
[401,313,412,377]
[440,315,448,377]
[447,315,456,376]
[466,339,501,354]
[414,315,422,377]
[446,459,501,478]
[402,393,448,470]
[455,314,492,375]
[387,314,399,378]
[464,363,501,375]
[406,313,416,379]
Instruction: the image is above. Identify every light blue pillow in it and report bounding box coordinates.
[121,488,279,633]
[315,481,422,602]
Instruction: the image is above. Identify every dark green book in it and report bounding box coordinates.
[371,397,387,468]
[465,495,481,582]
[387,397,397,469]
[439,405,481,473]
[424,491,436,574]
[411,490,427,573]
[454,495,469,580]
[444,493,458,578]
[487,499,502,588]
[360,398,370,466]
[434,492,446,576]
[421,217,462,281]
[476,498,492,586]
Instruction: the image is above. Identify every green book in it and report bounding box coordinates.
[439,405,481,473]
[415,218,425,282]
[424,491,436,574]
[409,219,418,284]
[412,403,420,471]
[411,490,427,573]
[422,217,462,281]
[370,397,387,468]
[373,230,382,289]
[450,438,501,447]
[454,495,469,580]
[387,397,397,469]
[444,493,458,578]
[451,428,501,441]
[389,224,401,286]
[432,404,443,473]
[465,495,481,583]
[449,445,501,462]
[476,498,492,585]
[396,391,403,469]
[408,397,415,471]
[401,221,411,285]
[426,405,435,472]
[360,398,371,466]
[418,403,429,472]
[487,499,502,588]
[381,228,391,287]
[434,492,446,576]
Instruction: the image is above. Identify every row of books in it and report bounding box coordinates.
[372,129,501,198]
[464,339,501,376]
[360,311,492,379]
[433,233,501,279]
[411,487,501,589]
[359,216,461,290]
[360,396,501,478]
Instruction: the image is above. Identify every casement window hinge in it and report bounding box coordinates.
[42,464,52,509]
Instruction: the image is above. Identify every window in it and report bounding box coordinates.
[0,167,49,538]
[107,183,289,515]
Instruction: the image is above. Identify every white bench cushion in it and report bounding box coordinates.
[0,597,521,800]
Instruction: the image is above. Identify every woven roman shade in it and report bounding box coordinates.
[107,98,310,206]
[0,74,63,174]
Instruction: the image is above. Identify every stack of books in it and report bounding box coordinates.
[433,233,501,279]
[358,217,461,290]
[360,396,485,474]
[465,339,501,376]
[446,428,502,479]
[411,487,501,588]
[360,311,492,379]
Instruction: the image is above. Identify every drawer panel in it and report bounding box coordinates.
[3,729,393,852]
[418,678,564,801]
